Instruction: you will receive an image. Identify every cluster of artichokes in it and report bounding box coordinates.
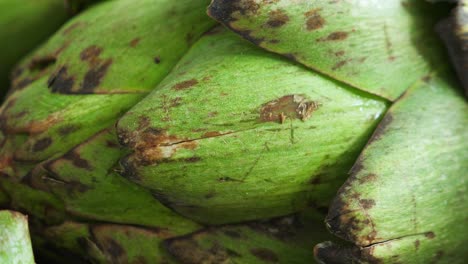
[0,0,466,263]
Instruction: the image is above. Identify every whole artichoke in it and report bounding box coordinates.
[0,0,466,263]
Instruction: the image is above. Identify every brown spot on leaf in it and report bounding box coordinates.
[48,66,75,93]
[332,60,349,70]
[62,151,92,170]
[425,231,435,239]
[62,22,84,35]
[305,9,325,31]
[266,9,289,28]
[58,125,80,136]
[28,56,57,71]
[318,31,348,41]
[103,239,125,258]
[154,56,161,64]
[369,113,393,142]
[203,131,223,137]
[358,173,377,184]
[359,199,375,210]
[172,79,199,91]
[164,236,231,264]
[32,137,52,152]
[129,38,141,47]
[414,239,420,250]
[250,248,278,263]
[335,50,345,57]
[260,94,319,123]
[81,59,113,92]
[80,45,103,62]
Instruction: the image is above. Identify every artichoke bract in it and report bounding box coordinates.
[0,0,466,263]
[0,210,35,264]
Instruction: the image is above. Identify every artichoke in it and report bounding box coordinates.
[0,0,466,263]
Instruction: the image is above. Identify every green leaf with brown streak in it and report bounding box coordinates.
[0,210,35,264]
[315,70,468,263]
[0,0,216,172]
[207,0,449,101]
[32,221,179,264]
[436,0,468,96]
[117,27,388,224]
[164,210,337,264]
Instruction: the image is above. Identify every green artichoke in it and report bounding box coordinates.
[0,0,466,263]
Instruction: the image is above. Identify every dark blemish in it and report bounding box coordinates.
[205,192,216,199]
[250,248,279,263]
[62,22,83,35]
[32,137,52,152]
[48,66,75,93]
[383,24,396,62]
[318,31,348,41]
[237,29,265,46]
[80,45,103,63]
[310,176,321,185]
[259,94,319,123]
[266,9,289,28]
[106,140,119,148]
[218,177,242,182]
[425,231,435,239]
[28,56,57,72]
[129,37,141,47]
[422,75,431,83]
[203,131,223,137]
[369,113,393,142]
[283,53,298,62]
[358,173,377,184]
[269,39,280,44]
[172,79,199,91]
[431,250,444,263]
[305,9,325,31]
[58,125,80,135]
[223,230,242,239]
[12,77,36,90]
[154,56,161,64]
[138,116,151,130]
[359,199,375,209]
[335,50,345,57]
[62,151,92,170]
[414,239,420,250]
[104,239,125,258]
[184,157,201,163]
[208,111,218,117]
[81,59,113,92]
[332,60,348,70]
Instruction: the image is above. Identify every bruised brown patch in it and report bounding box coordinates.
[48,66,75,93]
[260,94,319,123]
[80,45,103,63]
[250,248,279,263]
[154,56,161,64]
[318,31,348,42]
[28,56,57,72]
[58,125,80,136]
[332,60,349,70]
[164,235,231,264]
[32,137,53,152]
[62,22,84,35]
[123,128,198,165]
[129,37,141,47]
[305,9,325,31]
[425,231,435,239]
[62,151,92,170]
[358,173,377,184]
[266,9,289,28]
[202,131,223,137]
[414,239,420,250]
[368,113,393,142]
[359,199,375,210]
[335,50,345,57]
[172,79,199,91]
[81,59,113,92]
